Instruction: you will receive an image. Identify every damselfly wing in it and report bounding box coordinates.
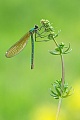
[5,32,30,58]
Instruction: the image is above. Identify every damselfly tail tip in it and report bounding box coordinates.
[31,64,34,69]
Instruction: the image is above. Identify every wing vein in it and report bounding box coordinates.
[5,32,30,58]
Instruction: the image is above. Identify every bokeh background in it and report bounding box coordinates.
[0,0,80,120]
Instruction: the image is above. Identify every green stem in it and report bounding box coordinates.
[53,39,59,47]
[56,98,62,120]
[53,39,65,120]
[60,54,65,86]
[56,55,65,120]
[53,39,65,85]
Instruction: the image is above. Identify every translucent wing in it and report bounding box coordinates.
[5,32,30,58]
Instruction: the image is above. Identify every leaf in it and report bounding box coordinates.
[55,87,61,96]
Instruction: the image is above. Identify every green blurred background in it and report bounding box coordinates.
[0,0,80,120]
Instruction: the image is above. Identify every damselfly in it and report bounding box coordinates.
[5,25,39,69]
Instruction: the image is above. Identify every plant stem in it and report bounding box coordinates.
[53,39,59,47]
[60,54,65,86]
[56,55,65,120]
[53,39,65,85]
[56,97,62,120]
[53,39,65,120]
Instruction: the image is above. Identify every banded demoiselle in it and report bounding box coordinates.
[5,25,39,69]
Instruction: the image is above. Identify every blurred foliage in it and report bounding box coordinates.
[0,0,80,120]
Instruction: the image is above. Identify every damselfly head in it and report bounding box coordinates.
[34,25,38,30]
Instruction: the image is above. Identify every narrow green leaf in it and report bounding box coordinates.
[55,87,61,96]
